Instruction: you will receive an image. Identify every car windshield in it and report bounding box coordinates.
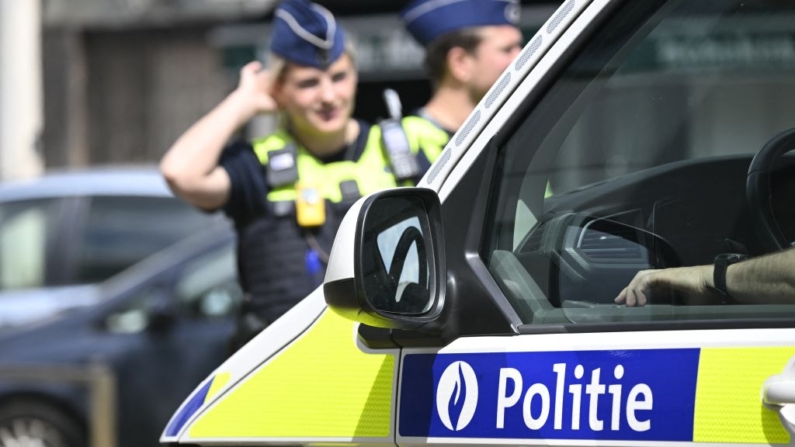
[483,0,795,326]
[543,0,795,195]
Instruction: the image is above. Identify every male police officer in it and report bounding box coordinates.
[400,0,524,137]
[161,0,437,351]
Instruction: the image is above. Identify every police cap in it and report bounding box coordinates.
[400,0,521,47]
[270,0,346,69]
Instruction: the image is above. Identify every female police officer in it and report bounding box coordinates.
[161,0,434,346]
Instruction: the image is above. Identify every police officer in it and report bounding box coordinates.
[400,0,523,138]
[160,0,436,349]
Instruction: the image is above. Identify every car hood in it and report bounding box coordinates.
[162,287,332,443]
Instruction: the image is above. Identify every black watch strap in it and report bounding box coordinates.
[712,253,747,303]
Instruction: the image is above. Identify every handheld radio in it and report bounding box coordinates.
[380,89,421,182]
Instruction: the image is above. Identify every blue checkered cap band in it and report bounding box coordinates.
[400,0,520,46]
[270,0,346,68]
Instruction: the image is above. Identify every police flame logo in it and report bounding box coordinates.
[436,361,478,431]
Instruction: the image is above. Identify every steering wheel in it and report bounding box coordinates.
[747,127,795,252]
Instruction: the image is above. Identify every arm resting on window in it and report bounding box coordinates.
[728,247,795,305]
[616,247,795,306]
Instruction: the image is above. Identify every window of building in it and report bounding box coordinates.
[174,243,241,319]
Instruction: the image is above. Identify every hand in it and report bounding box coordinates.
[615,265,714,307]
[233,61,279,118]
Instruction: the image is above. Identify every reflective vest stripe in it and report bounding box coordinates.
[252,127,402,204]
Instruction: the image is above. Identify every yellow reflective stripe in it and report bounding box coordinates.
[204,373,231,404]
[693,347,795,444]
[351,126,404,195]
[402,115,449,162]
[254,127,400,204]
[189,309,395,438]
[252,131,292,165]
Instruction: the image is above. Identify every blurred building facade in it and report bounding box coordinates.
[40,0,558,170]
[41,0,277,169]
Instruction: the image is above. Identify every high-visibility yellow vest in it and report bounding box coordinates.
[237,122,439,323]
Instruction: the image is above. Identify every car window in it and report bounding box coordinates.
[482,0,795,326]
[0,199,61,290]
[76,196,214,284]
[105,243,240,334]
[174,243,241,319]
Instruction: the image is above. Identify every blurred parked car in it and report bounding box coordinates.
[0,167,223,327]
[0,224,239,447]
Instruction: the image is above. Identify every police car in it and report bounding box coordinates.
[162,0,795,445]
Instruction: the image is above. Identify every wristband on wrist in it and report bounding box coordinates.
[709,253,748,304]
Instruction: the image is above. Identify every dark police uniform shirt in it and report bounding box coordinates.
[220,120,371,225]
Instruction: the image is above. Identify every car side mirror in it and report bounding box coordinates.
[148,289,176,334]
[324,188,445,329]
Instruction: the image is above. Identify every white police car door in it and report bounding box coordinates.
[392,0,795,444]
